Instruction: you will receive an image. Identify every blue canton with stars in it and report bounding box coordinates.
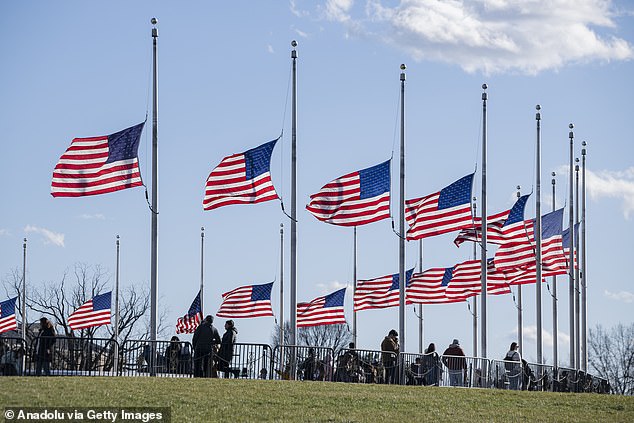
[437,174,474,210]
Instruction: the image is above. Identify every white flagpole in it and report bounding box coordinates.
[419,239,424,354]
[535,105,543,367]
[21,238,27,342]
[516,187,523,357]
[353,226,357,347]
[551,172,558,367]
[280,223,284,348]
[480,84,488,363]
[114,235,120,374]
[398,64,406,384]
[290,40,298,348]
[200,227,205,314]
[568,124,575,369]
[149,18,159,376]
[581,142,587,371]
[575,159,581,368]
[472,198,477,357]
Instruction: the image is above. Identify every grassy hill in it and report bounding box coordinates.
[2,377,633,422]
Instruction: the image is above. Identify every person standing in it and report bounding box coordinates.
[504,342,522,390]
[442,339,466,387]
[216,320,238,377]
[192,315,221,377]
[165,336,182,374]
[381,329,399,384]
[423,342,441,386]
[35,317,56,376]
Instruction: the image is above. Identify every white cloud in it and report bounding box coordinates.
[604,289,634,303]
[24,225,65,247]
[586,167,634,219]
[267,44,275,54]
[297,0,633,74]
[78,213,105,220]
[316,280,351,295]
[511,324,569,349]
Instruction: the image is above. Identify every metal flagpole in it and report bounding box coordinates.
[551,172,558,367]
[21,238,27,342]
[200,227,205,314]
[581,141,587,371]
[353,226,357,348]
[418,240,423,354]
[515,187,523,357]
[472,198,477,358]
[149,18,159,376]
[280,223,284,348]
[568,124,575,369]
[290,40,298,348]
[398,63,406,385]
[480,84,488,363]
[114,235,120,374]
[574,159,581,368]
[535,105,543,367]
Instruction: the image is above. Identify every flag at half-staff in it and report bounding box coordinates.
[51,123,145,197]
[405,173,474,240]
[306,160,390,226]
[297,288,347,327]
[176,291,203,334]
[203,138,279,211]
[216,282,274,318]
[354,268,413,311]
[0,297,18,334]
[68,292,112,330]
[454,194,531,246]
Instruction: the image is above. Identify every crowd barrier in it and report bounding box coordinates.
[0,335,609,393]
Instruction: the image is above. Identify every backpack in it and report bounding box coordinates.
[504,352,517,371]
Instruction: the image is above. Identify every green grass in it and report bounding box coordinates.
[2,377,633,422]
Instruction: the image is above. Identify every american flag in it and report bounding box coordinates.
[560,222,580,272]
[494,208,564,272]
[0,297,18,334]
[176,291,203,334]
[203,139,279,211]
[297,288,347,327]
[306,160,390,226]
[406,174,474,240]
[354,269,414,311]
[216,282,274,318]
[454,194,530,246]
[51,123,144,197]
[407,266,466,304]
[68,292,112,331]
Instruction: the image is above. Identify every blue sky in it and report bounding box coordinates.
[1,1,633,364]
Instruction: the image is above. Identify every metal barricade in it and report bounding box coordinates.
[400,352,443,386]
[23,336,118,376]
[272,345,335,381]
[222,343,272,380]
[121,339,193,377]
[0,336,27,376]
[334,348,396,384]
[439,355,488,388]
[490,359,522,390]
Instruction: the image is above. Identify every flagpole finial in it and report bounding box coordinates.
[536,104,541,120]
[582,141,587,156]
[201,226,205,238]
[400,64,406,81]
[116,234,120,245]
[482,83,487,100]
[569,123,574,140]
[482,83,488,90]
[291,40,297,58]
[151,18,158,38]
[552,172,556,185]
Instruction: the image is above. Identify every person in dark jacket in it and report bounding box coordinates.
[216,320,237,377]
[442,339,466,387]
[381,329,399,384]
[192,315,221,377]
[423,342,442,386]
[36,317,56,376]
[165,336,182,374]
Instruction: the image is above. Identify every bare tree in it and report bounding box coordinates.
[589,323,634,395]
[271,322,352,355]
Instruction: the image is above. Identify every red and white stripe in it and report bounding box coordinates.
[405,193,473,240]
[297,297,346,328]
[68,300,111,330]
[216,285,274,318]
[176,312,202,334]
[354,275,409,311]
[203,154,278,211]
[51,136,142,197]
